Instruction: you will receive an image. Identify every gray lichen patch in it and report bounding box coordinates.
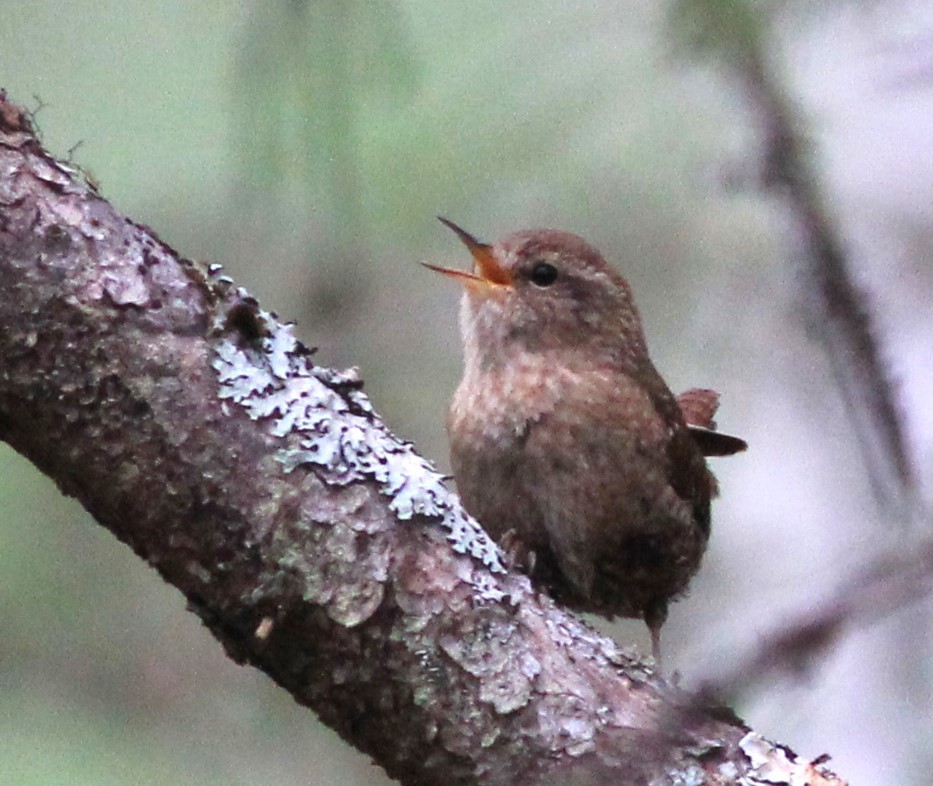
[525,693,599,757]
[435,614,539,717]
[209,289,507,586]
[327,578,385,627]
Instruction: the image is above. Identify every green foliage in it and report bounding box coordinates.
[667,0,769,68]
[1,691,205,786]
[234,0,418,206]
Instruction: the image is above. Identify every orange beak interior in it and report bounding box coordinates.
[423,217,512,288]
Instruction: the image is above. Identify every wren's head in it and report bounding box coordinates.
[425,218,650,373]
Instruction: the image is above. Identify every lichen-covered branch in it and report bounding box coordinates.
[0,90,843,786]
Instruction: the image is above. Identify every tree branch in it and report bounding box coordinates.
[671,0,915,508]
[0,90,843,786]
[698,537,933,699]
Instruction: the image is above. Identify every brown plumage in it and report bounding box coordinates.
[425,219,746,660]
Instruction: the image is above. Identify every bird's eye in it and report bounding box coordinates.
[529,261,558,287]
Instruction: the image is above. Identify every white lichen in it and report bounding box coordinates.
[738,732,838,786]
[209,292,507,586]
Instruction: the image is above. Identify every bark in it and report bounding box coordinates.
[0,90,844,786]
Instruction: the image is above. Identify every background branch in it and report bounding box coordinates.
[671,0,916,508]
[698,536,933,699]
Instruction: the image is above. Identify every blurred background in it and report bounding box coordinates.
[2,1,933,783]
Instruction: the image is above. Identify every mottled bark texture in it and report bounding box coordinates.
[0,92,844,786]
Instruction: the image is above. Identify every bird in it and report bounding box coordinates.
[425,217,746,661]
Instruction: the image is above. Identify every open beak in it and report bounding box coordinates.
[422,217,512,288]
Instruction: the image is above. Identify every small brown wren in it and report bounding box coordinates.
[426,218,746,660]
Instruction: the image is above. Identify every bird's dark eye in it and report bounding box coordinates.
[529,261,558,287]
